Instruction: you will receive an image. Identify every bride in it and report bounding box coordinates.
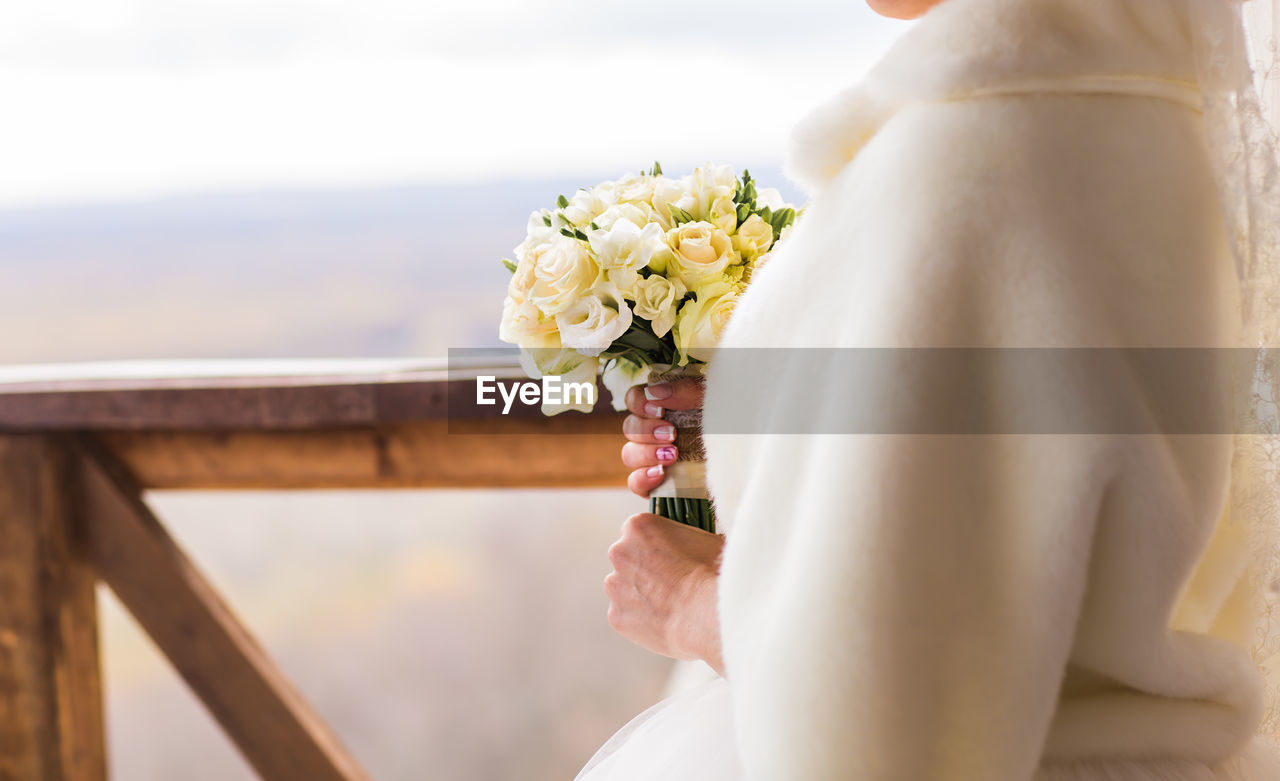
[582,0,1280,778]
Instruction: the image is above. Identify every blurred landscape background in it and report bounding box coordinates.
[1,0,906,777]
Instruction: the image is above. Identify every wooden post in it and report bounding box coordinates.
[77,437,370,781]
[0,435,107,781]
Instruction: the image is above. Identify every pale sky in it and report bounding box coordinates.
[0,0,908,208]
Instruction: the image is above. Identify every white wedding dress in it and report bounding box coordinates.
[577,0,1280,778]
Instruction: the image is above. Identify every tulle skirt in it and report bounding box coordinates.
[575,675,1280,781]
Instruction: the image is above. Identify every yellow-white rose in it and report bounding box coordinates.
[499,294,556,345]
[518,329,582,376]
[732,213,774,261]
[708,195,738,234]
[631,274,686,337]
[673,281,739,364]
[555,283,633,356]
[530,235,600,316]
[507,243,545,301]
[666,221,739,288]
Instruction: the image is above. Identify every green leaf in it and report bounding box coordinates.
[500,258,518,273]
[556,194,570,208]
[541,214,552,227]
[560,227,575,238]
[589,221,600,231]
[651,161,663,176]
[573,228,589,241]
[668,204,695,225]
[736,203,751,225]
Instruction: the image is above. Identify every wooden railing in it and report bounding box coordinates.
[0,360,627,781]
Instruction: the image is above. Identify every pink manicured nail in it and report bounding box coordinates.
[644,383,673,400]
[646,465,664,478]
[655,425,675,442]
[657,446,677,462]
[643,402,664,418]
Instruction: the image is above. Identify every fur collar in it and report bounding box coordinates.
[784,0,1200,195]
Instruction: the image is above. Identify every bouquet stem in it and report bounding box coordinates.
[647,408,716,533]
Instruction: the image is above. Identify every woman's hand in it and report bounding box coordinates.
[621,378,705,498]
[605,512,725,676]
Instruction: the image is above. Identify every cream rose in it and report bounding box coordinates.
[555,283,633,356]
[530,235,600,316]
[631,274,686,337]
[732,213,774,261]
[666,221,738,288]
[673,281,739,363]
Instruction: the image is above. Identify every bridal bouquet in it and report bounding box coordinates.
[498,163,799,531]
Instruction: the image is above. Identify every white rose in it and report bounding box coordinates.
[666,221,738,288]
[518,342,600,416]
[755,187,785,211]
[673,280,739,364]
[588,219,665,293]
[563,187,613,227]
[530,235,600,316]
[631,274,686,337]
[593,202,655,232]
[601,357,653,412]
[515,210,556,258]
[588,220,666,292]
[651,177,698,230]
[732,213,774,261]
[685,163,738,220]
[615,173,657,204]
[555,283,633,356]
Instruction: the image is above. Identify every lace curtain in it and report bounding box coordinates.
[1192,0,1280,736]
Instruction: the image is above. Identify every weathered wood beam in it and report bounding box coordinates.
[0,435,106,781]
[98,419,630,490]
[77,438,370,781]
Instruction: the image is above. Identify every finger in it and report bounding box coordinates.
[625,385,660,418]
[622,442,679,469]
[639,377,704,413]
[628,465,666,498]
[622,414,678,444]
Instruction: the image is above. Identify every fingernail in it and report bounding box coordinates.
[646,465,664,478]
[655,425,676,442]
[644,383,673,400]
[643,402,664,418]
[657,446,677,462]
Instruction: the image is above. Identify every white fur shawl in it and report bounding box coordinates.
[703,0,1280,778]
